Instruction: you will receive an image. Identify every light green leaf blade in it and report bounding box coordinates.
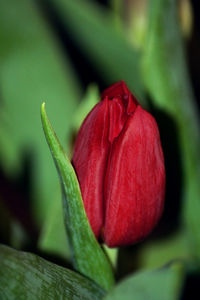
[104,262,184,300]
[38,84,99,262]
[142,0,200,261]
[41,103,114,291]
[103,246,118,270]
[48,0,146,105]
[0,0,81,224]
[0,244,105,300]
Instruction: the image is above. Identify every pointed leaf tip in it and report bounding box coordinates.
[40,104,114,290]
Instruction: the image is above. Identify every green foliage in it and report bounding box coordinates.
[72,84,99,133]
[41,103,114,290]
[38,193,71,261]
[38,85,100,263]
[104,262,184,300]
[142,0,200,262]
[138,229,191,270]
[0,244,105,300]
[48,0,146,105]
[0,0,81,225]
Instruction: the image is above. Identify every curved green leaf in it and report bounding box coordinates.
[0,244,105,300]
[41,103,114,291]
[38,85,99,261]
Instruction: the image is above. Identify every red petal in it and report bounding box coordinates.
[72,100,110,238]
[103,106,165,247]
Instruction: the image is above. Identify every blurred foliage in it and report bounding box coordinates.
[0,0,200,298]
[105,261,184,300]
[142,0,200,265]
[0,0,81,227]
[38,188,70,260]
[48,0,146,104]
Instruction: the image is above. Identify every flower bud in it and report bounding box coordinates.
[72,81,165,247]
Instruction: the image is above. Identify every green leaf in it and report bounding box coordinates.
[0,244,105,300]
[41,103,114,291]
[48,0,146,105]
[38,85,99,262]
[142,0,200,261]
[103,246,118,270]
[0,0,81,225]
[138,229,191,270]
[104,262,184,300]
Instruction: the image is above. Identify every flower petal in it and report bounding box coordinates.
[72,100,110,237]
[103,106,165,247]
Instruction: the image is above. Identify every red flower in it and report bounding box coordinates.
[72,81,165,247]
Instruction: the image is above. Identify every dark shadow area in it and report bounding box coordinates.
[0,150,72,268]
[33,248,73,270]
[180,271,200,300]
[150,105,183,237]
[0,201,12,245]
[116,243,142,279]
[97,0,109,6]
[0,150,39,247]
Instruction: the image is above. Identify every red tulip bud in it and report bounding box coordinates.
[72,81,165,247]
